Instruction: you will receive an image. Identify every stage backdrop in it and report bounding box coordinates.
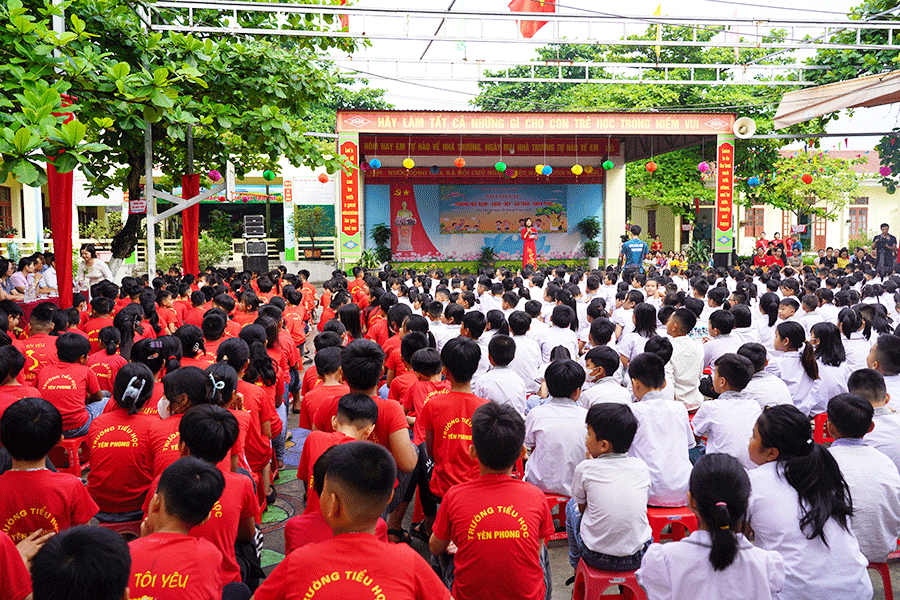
[367,184,602,262]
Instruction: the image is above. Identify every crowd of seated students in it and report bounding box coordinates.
[4,257,900,600]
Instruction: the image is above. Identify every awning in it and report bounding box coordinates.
[774,70,900,130]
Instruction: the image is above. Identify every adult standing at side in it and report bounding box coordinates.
[755,232,769,251]
[78,243,113,291]
[621,225,649,278]
[521,218,537,269]
[873,223,898,270]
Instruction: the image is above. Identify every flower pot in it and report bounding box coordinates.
[304,248,322,259]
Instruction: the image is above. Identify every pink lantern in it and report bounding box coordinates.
[208,169,222,182]
[697,161,710,173]
[880,165,892,177]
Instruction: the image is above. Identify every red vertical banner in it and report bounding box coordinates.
[338,136,362,261]
[283,179,292,204]
[47,164,73,308]
[714,135,735,253]
[181,174,200,275]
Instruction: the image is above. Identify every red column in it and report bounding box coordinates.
[181,174,200,276]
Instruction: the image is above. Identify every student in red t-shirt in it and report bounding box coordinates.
[430,402,554,600]
[129,457,233,600]
[239,324,286,481]
[87,327,128,394]
[232,292,260,328]
[298,393,377,515]
[254,442,450,600]
[419,337,489,504]
[0,528,32,600]
[81,297,115,354]
[13,302,59,387]
[0,345,41,422]
[0,398,98,542]
[212,294,242,338]
[175,324,214,369]
[182,290,209,328]
[37,332,105,438]
[88,363,156,521]
[386,314,431,388]
[202,310,230,362]
[387,331,430,406]
[300,331,344,400]
[297,347,348,430]
[156,288,182,334]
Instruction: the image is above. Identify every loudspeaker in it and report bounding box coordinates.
[245,240,267,256]
[733,117,756,139]
[242,255,268,274]
[243,215,266,238]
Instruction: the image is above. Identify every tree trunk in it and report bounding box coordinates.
[111,154,145,260]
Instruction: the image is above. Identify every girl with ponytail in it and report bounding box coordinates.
[87,326,127,394]
[205,361,252,476]
[754,292,780,349]
[746,405,871,599]
[174,324,213,369]
[637,453,785,599]
[773,321,818,408]
[113,303,144,360]
[838,307,870,371]
[239,323,285,478]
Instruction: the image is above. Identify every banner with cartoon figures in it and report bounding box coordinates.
[438,185,567,234]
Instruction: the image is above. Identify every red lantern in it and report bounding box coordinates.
[645,161,658,173]
[318,173,329,183]
[801,173,813,184]
[454,157,466,168]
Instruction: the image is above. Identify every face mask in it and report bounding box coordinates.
[157,398,171,420]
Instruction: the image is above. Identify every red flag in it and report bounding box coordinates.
[508,0,556,39]
[339,0,349,29]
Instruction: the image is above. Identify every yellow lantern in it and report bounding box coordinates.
[535,164,544,175]
[403,158,415,169]
[571,165,584,176]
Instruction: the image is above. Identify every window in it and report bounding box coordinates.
[646,209,656,238]
[744,207,764,238]
[814,218,827,251]
[0,187,11,230]
[848,207,868,237]
[851,196,869,205]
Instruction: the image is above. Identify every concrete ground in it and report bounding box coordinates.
[263,407,899,599]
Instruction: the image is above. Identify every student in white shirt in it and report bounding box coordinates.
[535,305,579,364]
[472,334,528,418]
[795,294,824,336]
[825,393,900,563]
[627,352,694,507]
[435,303,464,352]
[754,293,780,350]
[738,343,793,409]
[600,272,618,308]
[867,333,900,400]
[802,322,851,416]
[523,359,588,496]
[460,310,491,383]
[839,306,872,372]
[850,369,900,474]
[747,404,872,600]
[612,290,643,341]
[507,311,541,395]
[480,309,507,350]
[567,403,652,572]
[523,299,548,340]
[730,304,759,346]
[637,453,785,600]
[816,288,840,324]
[617,302,657,370]
[580,345,632,406]
[702,310,743,371]
[691,354,762,470]
[772,321,819,410]
[664,308,704,412]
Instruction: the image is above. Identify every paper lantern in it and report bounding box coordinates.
[369,158,381,170]
[747,176,760,187]
[262,170,276,181]
[571,165,583,176]
[602,160,614,170]
[403,158,415,169]
[454,157,466,168]
[430,165,440,175]
[584,165,594,174]
[697,161,710,173]
[318,173,329,183]
[507,169,518,179]
[495,161,507,173]
[801,173,813,184]
[360,161,370,172]
[541,165,553,176]
[645,161,657,173]
[880,165,892,177]
[535,164,544,175]
[208,169,222,182]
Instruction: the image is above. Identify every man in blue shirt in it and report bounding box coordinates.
[620,225,649,275]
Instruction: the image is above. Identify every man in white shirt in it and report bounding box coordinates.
[508,311,542,395]
[472,335,528,418]
[702,310,743,370]
[580,345,632,406]
[523,360,588,496]
[852,369,900,474]
[664,308,704,412]
[535,305,579,363]
[867,334,900,401]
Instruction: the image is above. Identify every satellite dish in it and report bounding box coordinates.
[733,117,756,139]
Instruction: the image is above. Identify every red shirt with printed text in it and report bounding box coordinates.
[128,532,226,600]
[87,351,128,394]
[13,333,58,387]
[87,409,155,513]
[0,470,98,542]
[81,316,114,354]
[403,380,451,446]
[37,363,101,431]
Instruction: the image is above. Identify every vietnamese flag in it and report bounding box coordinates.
[508,0,556,39]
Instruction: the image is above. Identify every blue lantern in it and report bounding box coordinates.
[430,165,440,175]
[541,165,553,176]
[747,176,760,187]
[369,158,381,170]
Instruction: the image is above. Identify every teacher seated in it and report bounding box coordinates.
[78,243,113,289]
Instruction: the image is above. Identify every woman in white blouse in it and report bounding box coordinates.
[78,243,113,290]
[746,405,872,600]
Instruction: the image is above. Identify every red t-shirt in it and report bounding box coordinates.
[298,383,349,430]
[87,351,128,394]
[385,348,409,380]
[238,380,275,473]
[183,306,208,328]
[765,255,784,267]
[284,511,387,555]
[232,310,258,328]
[302,366,321,396]
[0,529,30,600]
[387,371,417,406]
[81,316,114,354]
[114,297,132,315]
[143,470,259,584]
[432,475,555,600]
[348,278,365,296]
[173,299,190,322]
[313,394,408,451]
[418,390,489,498]
[253,533,450,600]
[13,333,59,387]
[87,409,155,513]
[180,354,215,370]
[0,384,42,426]
[37,363,101,431]
[366,319,389,347]
[223,319,242,339]
[158,306,182,332]
[382,333,401,359]
[0,470,98,542]
[147,414,232,476]
[296,430,354,514]
[756,238,769,250]
[128,532,226,600]
[403,380,451,446]
[753,254,767,267]
[317,307,335,332]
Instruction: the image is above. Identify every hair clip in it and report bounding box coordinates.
[122,376,146,401]
[715,502,727,507]
[209,373,225,391]
[149,340,163,348]
[807,438,814,445]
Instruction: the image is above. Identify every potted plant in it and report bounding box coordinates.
[0,226,18,238]
[583,240,601,270]
[686,238,711,265]
[576,216,602,270]
[478,245,496,269]
[372,223,392,264]
[291,206,336,260]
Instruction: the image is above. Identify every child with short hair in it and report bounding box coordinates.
[430,402,554,600]
[567,403,652,572]
[580,345,631,406]
[37,332,105,438]
[628,352,694,506]
[13,302,59,386]
[535,305,579,362]
[637,454,785,600]
[0,398,98,542]
[690,353,762,469]
[664,307,704,411]
[849,368,900,474]
[254,442,450,600]
[82,296,115,354]
[702,310,742,370]
[737,343,793,409]
[472,334,528,417]
[524,359,588,496]
[387,330,432,406]
[508,311,542,395]
[0,345,41,415]
[867,333,900,400]
[298,347,348,431]
[129,457,229,600]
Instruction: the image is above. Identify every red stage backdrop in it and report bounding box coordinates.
[390,185,439,261]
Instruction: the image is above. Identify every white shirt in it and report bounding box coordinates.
[797,361,850,416]
[771,352,818,409]
[866,406,900,475]
[617,331,650,363]
[39,266,58,296]
[628,391,695,507]
[690,391,762,470]
[523,397,587,496]
[743,370,793,409]
[664,334,704,411]
[612,307,634,339]
[535,324,579,364]
[636,530,785,600]
[732,326,760,346]
[829,439,900,563]
[818,303,841,324]
[525,318,548,341]
[747,461,872,600]
[883,374,900,404]
[472,366,527,418]
[572,453,652,556]
[843,333,871,373]
[755,319,778,350]
[796,310,824,337]
[470,337,492,384]
[434,323,460,352]
[580,376,632,407]
[509,334,541,394]
[702,333,743,370]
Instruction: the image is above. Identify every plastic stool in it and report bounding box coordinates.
[647,506,697,542]
[97,520,142,541]
[868,562,894,600]
[49,436,90,477]
[545,493,570,542]
[572,559,647,600]
[812,413,834,444]
[512,458,525,480]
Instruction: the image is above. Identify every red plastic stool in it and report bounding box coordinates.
[812,413,834,444]
[868,562,894,600]
[48,436,90,477]
[97,520,142,541]
[545,493,570,542]
[572,559,647,600]
[647,506,697,542]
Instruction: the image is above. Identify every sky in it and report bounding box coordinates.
[332,0,893,151]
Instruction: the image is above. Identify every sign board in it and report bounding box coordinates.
[714,134,735,254]
[338,134,363,262]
